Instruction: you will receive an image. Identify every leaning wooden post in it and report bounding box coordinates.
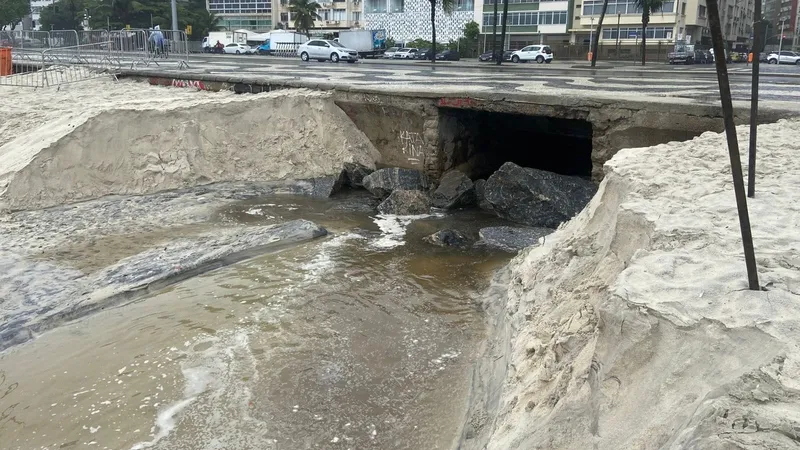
[748,2,762,198]
[707,0,760,290]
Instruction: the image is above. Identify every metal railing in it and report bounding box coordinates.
[1,28,189,88]
[270,42,303,57]
[1,41,121,88]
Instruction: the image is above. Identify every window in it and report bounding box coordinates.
[482,10,566,26]
[600,26,673,39]
[280,12,288,21]
[455,0,473,11]
[366,0,387,12]
[352,11,361,21]
[390,0,404,12]
[698,5,706,17]
[332,8,346,20]
[681,1,686,14]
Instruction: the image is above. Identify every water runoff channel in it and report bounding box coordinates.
[0,186,517,450]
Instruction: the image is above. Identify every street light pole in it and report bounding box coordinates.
[171,0,178,31]
[590,16,594,54]
[776,19,785,62]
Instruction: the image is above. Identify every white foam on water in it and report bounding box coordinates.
[131,329,274,449]
[301,233,366,283]
[370,214,431,250]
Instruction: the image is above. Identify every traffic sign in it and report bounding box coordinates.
[186,24,192,35]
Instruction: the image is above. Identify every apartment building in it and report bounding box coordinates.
[476,0,572,48]
[207,0,274,31]
[572,0,754,51]
[275,0,365,31]
[364,0,476,41]
[763,0,798,48]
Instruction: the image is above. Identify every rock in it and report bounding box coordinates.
[431,170,475,209]
[424,229,469,247]
[310,170,346,198]
[474,179,493,212]
[484,162,596,228]
[343,162,374,188]
[363,168,430,198]
[475,226,554,252]
[377,190,431,215]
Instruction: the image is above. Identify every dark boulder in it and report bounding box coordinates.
[343,162,374,188]
[309,170,346,198]
[363,168,430,198]
[475,226,554,253]
[431,170,475,209]
[424,229,469,247]
[377,190,431,215]
[484,162,596,228]
[474,179,493,212]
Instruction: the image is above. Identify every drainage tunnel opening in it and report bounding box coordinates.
[439,109,593,180]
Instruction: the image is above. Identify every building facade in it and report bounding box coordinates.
[275,0,365,32]
[208,0,274,31]
[763,0,799,48]
[364,0,476,42]
[476,0,571,49]
[571,0,754,54]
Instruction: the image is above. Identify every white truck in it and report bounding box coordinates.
[202,31,247,53]
[336,29,387,58]
[255,31,308,55]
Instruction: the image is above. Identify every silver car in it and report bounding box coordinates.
[297,39,359,63]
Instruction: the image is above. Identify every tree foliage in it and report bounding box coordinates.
[0,0,31,30]
[463,20,479,41]
[76,0,218,37]
[289,0,322,37]
[633,0,663,65]
[40,0,85,30]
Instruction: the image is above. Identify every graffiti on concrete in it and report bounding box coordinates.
[399,130,425,163]
[437,97,475,108]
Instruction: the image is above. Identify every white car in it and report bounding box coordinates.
[767,51,800,65]
[223,43,253,55]
[393,48,418,59]
[298,39,359,63]
[383,46,400,58]
[510,45,554,64]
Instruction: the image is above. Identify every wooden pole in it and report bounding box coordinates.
[707,0,760,290]
[748,0,762,198]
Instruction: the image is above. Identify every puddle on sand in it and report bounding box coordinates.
[0,192,511,450]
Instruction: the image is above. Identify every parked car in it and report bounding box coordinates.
[510,45,553,63]
[298,39,359,63]
[415,48,435,60]
[223,43,253,54]
[478,50,513,62]
[393,47,418,59]
[436,49,460,61]
[383,46,400,58]
[767,51,800,65]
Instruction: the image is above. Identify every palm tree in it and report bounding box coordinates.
[289,0,322,37]
[633,0,664,65]
[429,0,456,62]
[194,10,222,38]
[590,0,610,67]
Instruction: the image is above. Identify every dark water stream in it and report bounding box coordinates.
[0,191,510,450]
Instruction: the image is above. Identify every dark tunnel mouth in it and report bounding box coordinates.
[438,108,594,181]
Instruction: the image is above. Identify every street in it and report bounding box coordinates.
[165,53,800,105]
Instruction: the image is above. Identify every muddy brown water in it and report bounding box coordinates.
[0,191,511,450]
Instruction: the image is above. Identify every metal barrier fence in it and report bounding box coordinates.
[1,41,121,88]
[270,42,302,57]
[1,28,189,88]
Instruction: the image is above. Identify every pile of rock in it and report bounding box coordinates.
[328,161,597,253]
